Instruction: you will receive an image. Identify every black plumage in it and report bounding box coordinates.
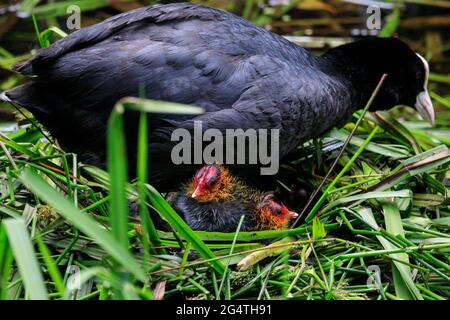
[173,195,256,232]
[2,3,434,190]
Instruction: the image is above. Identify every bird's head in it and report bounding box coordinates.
[188,163,231,202]
[373,44,435,125]
[325,37,435,125]
[255,193,298,230]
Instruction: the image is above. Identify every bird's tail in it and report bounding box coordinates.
[1,83,57,144]
[1,82,51,115]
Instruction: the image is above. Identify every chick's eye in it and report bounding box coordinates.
[205,177,219,188]
[272,207,282,215]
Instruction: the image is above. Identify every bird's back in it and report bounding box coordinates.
[5,3,353,189]
[173,193,256,232]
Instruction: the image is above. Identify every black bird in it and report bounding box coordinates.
[173,163,297,232]
[1,3,434,190]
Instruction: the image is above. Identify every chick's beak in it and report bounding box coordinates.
[288,211,299,219]
[191,185,201,199]
[415,91,435,126]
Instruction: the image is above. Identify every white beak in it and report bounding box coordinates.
[289,211,299,219]
[415,54,435,126]
[415,91,435,125]
[191,186,201,199]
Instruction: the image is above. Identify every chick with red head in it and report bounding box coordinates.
[173,164,297,232]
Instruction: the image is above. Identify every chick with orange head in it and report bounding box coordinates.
[173,163,297,232]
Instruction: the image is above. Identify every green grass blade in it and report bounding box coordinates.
[312,216,326,240]
[430,91,450,109]
[40,27,67,47]
[145,184,225,275]
[107,108,130,250]
[329,127,409,158]
[380,8,400,37]
[305,125,380,222]
[321,190,412,214]
[299,74,388,225]
[367,145,450,192]
[137,110,164,254]
[3,218,48,300]
[31,14,45,48]
[371,112,421,154]
[358,206,423,300]
[0,225,13,300]
[382,202,423,300]
[217,215,245,299]
[429,72,450,84]
[117,97,204,115]
[35,234,66,297]
[19,168,146,282]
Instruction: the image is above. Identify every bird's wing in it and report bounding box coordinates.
[154,57,294,135]
[11,3,283,115]
[13,3,226,75]
[162,65,353,154]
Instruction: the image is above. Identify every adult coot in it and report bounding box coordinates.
[2,3,434,190]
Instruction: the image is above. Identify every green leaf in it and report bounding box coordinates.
[40,26,67,47]
[136,110,164,254]
[430,91,450,109]
[329,128,409,158]
[117,97,204,115]
[19,169,146,282]
[371,112,421,154]
[357,207,423,300]
[145,184,226,275]
[382,202,422,300]
[0,225,13,300]
[321,190,412,213]
[312,216,326,240]
[306,125,381,222]
[35,234,66,297]
[3,218,48,300]
[380,8,400,37]
[413,193,445,207]
[237,237,294,271]
[107,108,130,250]
[429,72,450,84]
[432,217,450,227]
[368,145,450,192]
